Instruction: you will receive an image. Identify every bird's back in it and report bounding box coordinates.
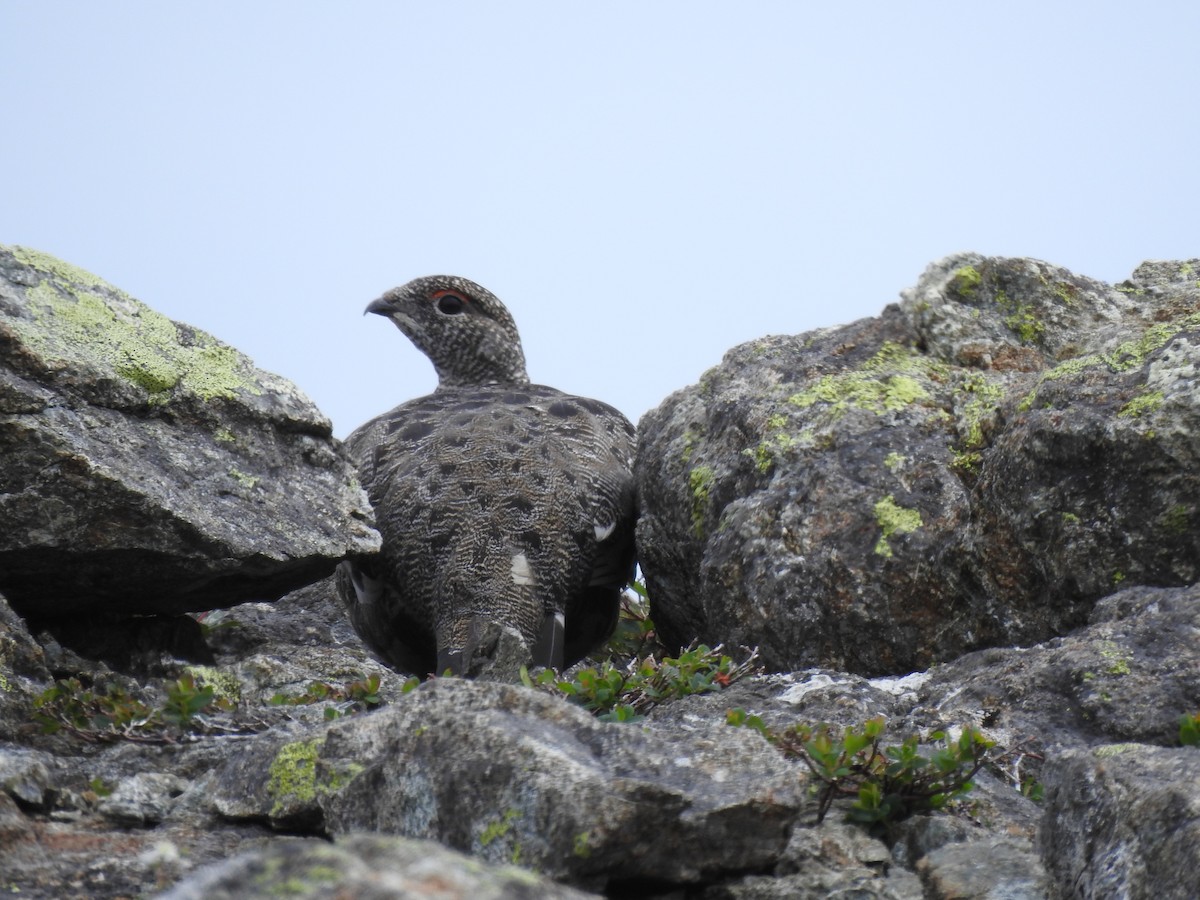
[341,382,636,675]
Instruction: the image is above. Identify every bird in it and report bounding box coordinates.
[336,275,637,678]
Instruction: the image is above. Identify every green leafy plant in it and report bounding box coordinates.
[600,580,658,661]
[727,710,994,828]
[1180,712,1200,747]
[160,673,217,728]
[87,777,114,798]
[32,674,229,743]
[1020,777,1045,802]
[526,642,759,722]
[269,673,386,720]
[33,678,154,741]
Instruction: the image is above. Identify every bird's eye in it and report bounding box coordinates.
[434,291,466,315]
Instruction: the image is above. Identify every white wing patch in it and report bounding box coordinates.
[510,552,535,586]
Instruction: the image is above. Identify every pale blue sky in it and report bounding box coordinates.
[3,3,1197,437]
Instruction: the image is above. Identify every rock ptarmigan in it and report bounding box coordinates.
[336,275,637,677]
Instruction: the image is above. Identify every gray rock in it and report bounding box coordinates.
[1038,744,1200,900]
[208,678,805,891]
[98,772,188,826]
[636,253,1200,674]
[0,747,56,810]
[916,835,1049,899]
[0,592,50,741]
[720,819,926,899]
[0,244,379,619]
[705,868,924,900]
[157,833,600,899]
[916,583,1200,752]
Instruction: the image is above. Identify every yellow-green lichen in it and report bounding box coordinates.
[1161,504,1191,535]
[228,468,261,489]
[1017,355,1104,412]
[263,739,360,819]
[184,666,242,703]
[745,429,798,474]
[1118,390,1164,419]
[479,808,522,847]
[873,495,922,558]
[321,760,365,793]
[250,852,342,895]
[1108,314,1200,372]
[573,830,593,858]
[689,465,715,537]
[1098,641,1132,676]
[1061,512,1081,524]
[1112,570,1126,585]
[214,427,237,443]
[680,428,699,465]
[11,245,131,297]
[949,447,982,473]
[1017,309,1200,411]
[1093,743,1143,758]
[788,343,936,417]
[951,265,982,298]
[884,452,907,472]
[267,739,322,815]
[9,245,261,403]
[996,290,1045,344]
[956,372,1007,449]
[1052,281,1080,306]
[299,865,342,884]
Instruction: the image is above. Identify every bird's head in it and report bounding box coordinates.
[366,275,530,388]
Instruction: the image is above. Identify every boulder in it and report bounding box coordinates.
[208,678,805,892]
[0,245,379,619]
[636,253,1200,674]
[158,833,601,900]
[1038,744,1200,899]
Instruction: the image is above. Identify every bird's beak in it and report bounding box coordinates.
[364,296,395,317]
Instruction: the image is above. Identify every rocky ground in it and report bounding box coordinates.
[2,246,1198,897]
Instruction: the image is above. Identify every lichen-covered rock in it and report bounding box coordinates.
[1038,744,1200,899]
[0,245,379,618]
[208,678,805,891]
[913,583,1200,750]
[158,834,601,900]
[636,253,1200,674]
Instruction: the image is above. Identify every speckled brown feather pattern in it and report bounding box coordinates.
[337,276,636,676]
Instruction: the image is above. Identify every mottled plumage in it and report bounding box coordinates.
[337,275,636,677]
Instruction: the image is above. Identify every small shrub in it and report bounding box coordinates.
[727,710,994,829]
[32,677,154,741]
[526,642,759,723]
[160,673,217,728]
[1180,712,1200,747]
[33,674,229,743]
[601,580,658,661]
[269,673,387,719]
